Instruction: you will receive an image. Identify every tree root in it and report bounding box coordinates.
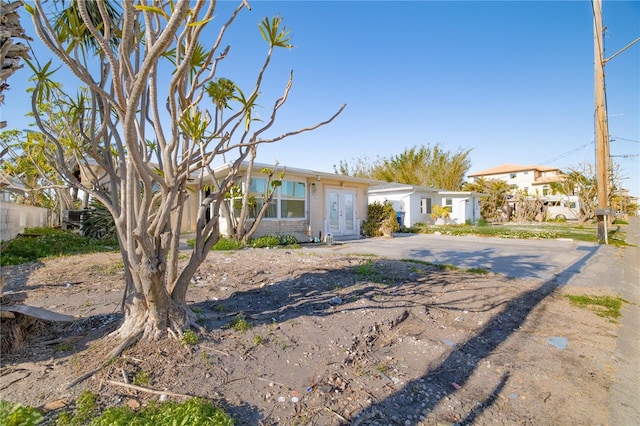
[62,330,143,390]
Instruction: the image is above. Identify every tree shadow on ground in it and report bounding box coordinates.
[349,244,600,424]
[407,246,556,280]
[188,244,599,424]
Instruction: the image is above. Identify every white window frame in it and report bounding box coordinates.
[420,197,432,214]
[247,177,307,220]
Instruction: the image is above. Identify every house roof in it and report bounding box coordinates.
[532,174,566,185]
[0,174,26,193]
[369,182,439,192]
[369,182,485,197]
[208,161,382,186]
[468,163,560,177]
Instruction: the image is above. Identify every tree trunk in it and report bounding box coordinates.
[114,257,195,341]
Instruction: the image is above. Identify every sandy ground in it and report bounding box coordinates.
[0,246,625,425]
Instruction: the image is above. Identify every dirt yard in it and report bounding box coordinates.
[0,247,620,425]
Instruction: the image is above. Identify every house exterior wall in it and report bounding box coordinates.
[472,171,537,192]
[469,166,563,196]
[368,190,437,227]
[314,177,370,240]
[184,170,371,242]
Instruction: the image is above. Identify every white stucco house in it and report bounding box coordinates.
[183,162,380,242]
[467,163,565,196]
[368,183,485,226]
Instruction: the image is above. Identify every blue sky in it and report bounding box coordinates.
[4,1,640,196]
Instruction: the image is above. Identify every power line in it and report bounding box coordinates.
[611,135,640,144]
[539,141,593,165]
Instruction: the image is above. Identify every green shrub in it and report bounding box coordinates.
[57,390,97,426]
[0,228,116,266]
[249,235,281,248]
[81,199,116,240]
[0,400,43,426]
[228,312,251,332]
[212,237,243,251]
[477,218,489,226]
[361,201,398,237]
[278,234,298,246]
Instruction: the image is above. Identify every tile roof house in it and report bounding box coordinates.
[467,163,566,196]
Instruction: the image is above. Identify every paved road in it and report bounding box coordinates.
[309,220,639,425]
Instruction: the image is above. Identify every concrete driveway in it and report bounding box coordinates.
[310,222,639,425]
[312,232,602,285]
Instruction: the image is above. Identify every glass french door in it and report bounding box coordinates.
[327,189,356,236]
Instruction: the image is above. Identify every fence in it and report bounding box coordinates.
[0,202,49,241]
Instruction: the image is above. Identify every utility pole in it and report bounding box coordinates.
[593,0,610,242]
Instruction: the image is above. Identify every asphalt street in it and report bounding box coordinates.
[309,219,640,425]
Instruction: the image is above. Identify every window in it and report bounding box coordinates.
[510,173,517,179]
[444,198,452,208]
[420,197,432,214]
[247,178,276,218]
[245,177,306,219]
[543,187,549,196]
[280,181,306,218]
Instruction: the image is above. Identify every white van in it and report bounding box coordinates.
[543,196,581,221]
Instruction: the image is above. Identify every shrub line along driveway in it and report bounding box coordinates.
[308,219,640,425]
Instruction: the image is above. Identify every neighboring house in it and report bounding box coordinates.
[467,164,565,196]
[368,183,484,226]
[184,162,379,242]
[0,174,26,202]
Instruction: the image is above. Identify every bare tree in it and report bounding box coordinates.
[26,0,345,346]
[550,163,597,223]
[0,0,32,128]
[463,177,510,222]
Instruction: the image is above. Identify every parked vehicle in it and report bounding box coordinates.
[542,196,581,221]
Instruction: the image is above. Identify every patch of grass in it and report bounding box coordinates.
[55,342,73,353]
[1,227,118,266]
[132,370,151,387]
[353,259,389,283]
[56,394,233,426]
[565,294,629,322]
[465,267,490,274]
[375,363,389,375]
[252,334,265,346]
[401,258,458,271]
[413,222,630,246]
[0,400,43,426]
[181,330,199,346]
[57,390,97,426]
[229,312,252,333]
[93,259,124,275]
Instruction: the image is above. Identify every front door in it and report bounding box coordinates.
[327,189,357,237]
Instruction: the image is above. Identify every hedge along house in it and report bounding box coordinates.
[183,162,379,242]
[368,183,485,226]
